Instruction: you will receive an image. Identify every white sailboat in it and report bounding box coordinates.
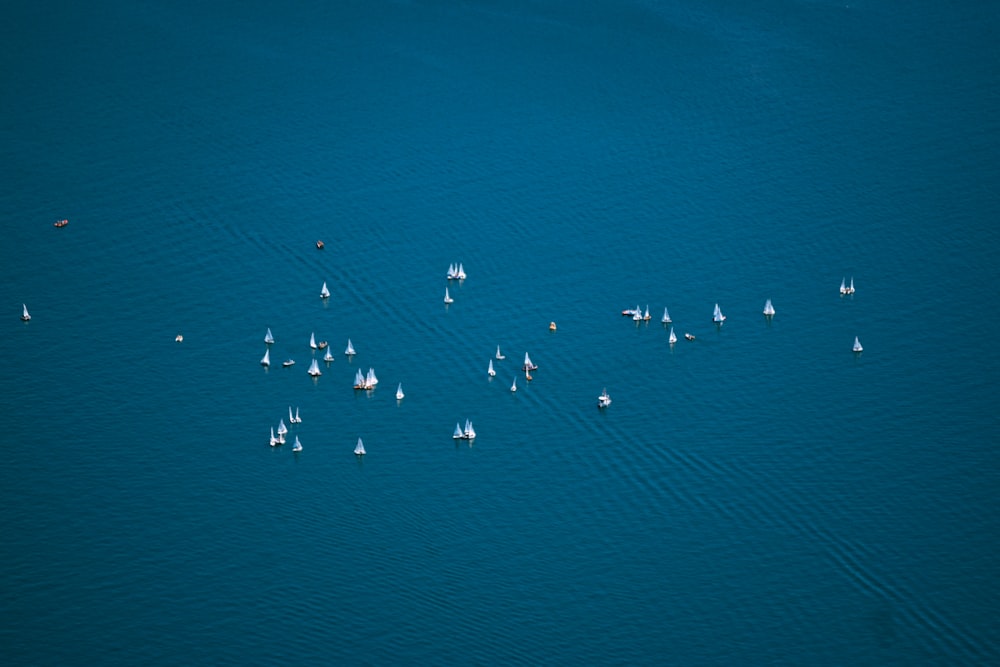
[668,327,677,344]
[444,286,454,304]
[633,304,643,321]
[353,368,366,389]
[289,406,295,424]
[277,419,288,436]
[840,277,855,295]
[345,339,356,356]
[294,407,302,423]
[453,422,464,439]
[488,359,496,377]
[464,419,476,440]
[853,336,863,353]
[292,436,303,452]
[269,427,279,447]
[713,303,726,323]
[21,304,30,322]
[260,349,271,366]
[308,358,322,376]
[264,327,274,344]
[354,437,366,456]
[598,388,612,408]
[320,281,330,299]
[643,305,651,321]
[847,277,855,294]
[456,263,466,280]
[396,383,404,400]
[447,263,457,279]
[310,332,317,349]
[763,299,775,317]
[661,307,671,324]
[323,347,334,362]
[496,345,505,360]
[511,376,517,392]
[522,352,537,371]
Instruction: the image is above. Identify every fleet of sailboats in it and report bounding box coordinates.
[452,420,476,439]
[446,263,466,280]
[840,277,856,295]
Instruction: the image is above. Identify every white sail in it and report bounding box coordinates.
[277,419,288,436]
[444,287,453,303]
[270,427,278,447]
[840,277,848,295]
[763,299,775,316]
[633,304,643,321]
[353,368,365,388]
[456,263,466,280]
[320,281,330,298]
[523,352,536,371]
[355,438,366,455]
[289,406,294,424]
[848,277,855,294]
[511,376,517,392]
[308,358,322,376]
[447,263,457,279]
[345,339,356,355]
[668,327,677,344]
[366,367,378,386]
[713,303,726,323]
[323,347,334,362]
[643,305,651,320]
[464,419,476,439]
[294,407,301,423]
[496,345,505,360]
[488,359,496,377]
[21,304,30,321]
[264,327,274,344]
[661,307,671,324]
[598,388,612,407]
[853,336,863,353]
[453,422,464,439]
[396,383,404,400]
[292,436,302,452]
[261,349,270,366]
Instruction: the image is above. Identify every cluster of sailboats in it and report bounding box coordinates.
[445,263,466,280]
[353,367,379,390]
[259,328,354,371]
[269,410,303,452]
[452,419,476,440]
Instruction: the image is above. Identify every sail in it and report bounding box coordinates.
[355,438,365,455]
[713,303,725,322]
[320,281,330,298]
[277,419,288,435]
[21,304,30,321]
[396,383,404,399]
[261,349,270,366]
[310,333,317,349]
[840,277,847,294]
[662,308,671,323]
[323,348,334,362]
[456,263,466,279]
[289,406,294,423]
[853,336,863,352]
[668,327,677,344]
[763,299,775,316]
[523,352,532,369]
[292,436,302,451]
[496,345,505,360]
[345,339,356,355]
[264,328,274,344]
[453,422,463,438]
[308,359,321,376]
[270,427,278,446]
[295,407,301,423]
[444,287,453,303]
[488,359,495,376]
[464,420,475,439]
[511,376,517,392]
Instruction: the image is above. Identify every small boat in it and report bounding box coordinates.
[396,383,404,400]
[511,376,517,392]
[463,419,476,440]
[643,305,651,321]
[633,305,643,321]
[622,307,639,317]
[317,340,328,350]
[54,219,68,227]
[264,328,274,344]
[444,286,454,304]
[488,359,496,377]
[344,339,356,356]
[853,336,863,353]
[598,388,612,408]
[269,427,279,447]
[525,368,533,381]
[175,334,183,342]
[308,358,322,376]
[522,352,537,372]
[320,281,330,298]
[848,277,855,294]
[310,333,318,349]
[456,263,466,280]
[277,419,288,436]
[496,345,505,360]
[292,436,303,452]
[323,347,334,362]
[261,349,271,367]
[288,406,296,424]
[353,368,366,389]
[366,367,378,387]
[294,407,302,424]
[549,321,557,331]
[661,307,671,324]
[354,437,366,456]
[282,359,295,367]
[684,333,695,341]
[453,422,464,439]
[763,299,775,317]
[840,277,856,295]
[713,303,726,323]
[446,263,457,279]
[668,327,677,344]
[21,304,30,322]
[316,240,324,249]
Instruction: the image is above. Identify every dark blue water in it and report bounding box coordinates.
[3,0,999,664]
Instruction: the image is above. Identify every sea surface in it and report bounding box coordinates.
[3,0,999,664]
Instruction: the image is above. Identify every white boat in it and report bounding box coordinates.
[264,327,274,344]
[366,367,378,387]
[21,304,30,322]
[444,287,454,304]
[598,388,612,408]
[289,406,295,424]
[684,332,695,341]
[446,263,458,279]
[522,352,537,371]
[633,304,643,321]
[661,307,671,324]
[396,383,404,400]
[847,277,855,294]
[354,437,366,456]
[643,305,651,321]
[496,345,505,360]
[853,336,863,353]
[668,327,677,344]
[308,359,322,376]
[353,368,366,389]
[282,359,295,367]
[456,263,466,280]
[713,303,726,323]
[261,349,270,366]
[511,376,517,392]
[323,347,334,362]
[295,407,302,423]
[344,339,356,356]
[310,332,317,349]
[763,299,775,316]
[277,419,288,436]
[320,281,330,299]
[464,419,476,440]
[488,359,496,377]
[292,436,302,452]
[269,427,279,447]
[453,422,464,439]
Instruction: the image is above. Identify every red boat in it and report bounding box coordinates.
[54,219,69,227]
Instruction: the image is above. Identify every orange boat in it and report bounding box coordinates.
[54,219,69,227]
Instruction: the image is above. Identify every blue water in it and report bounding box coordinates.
[3,0,999,664]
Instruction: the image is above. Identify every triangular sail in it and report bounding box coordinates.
[763,299,775,316]
[21,304,30,321]
[354,438,365,455]
[662,308,671,323]
[853,336,863,352]
[320,281,330,298]
[345,339,356,355]
[668,327,677,344]
[261,349,270,366]
[264,328,274,344]
[310,332,317,349]
[488,359,495,376]
[308,359,321,376]
[277,419,288,435]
